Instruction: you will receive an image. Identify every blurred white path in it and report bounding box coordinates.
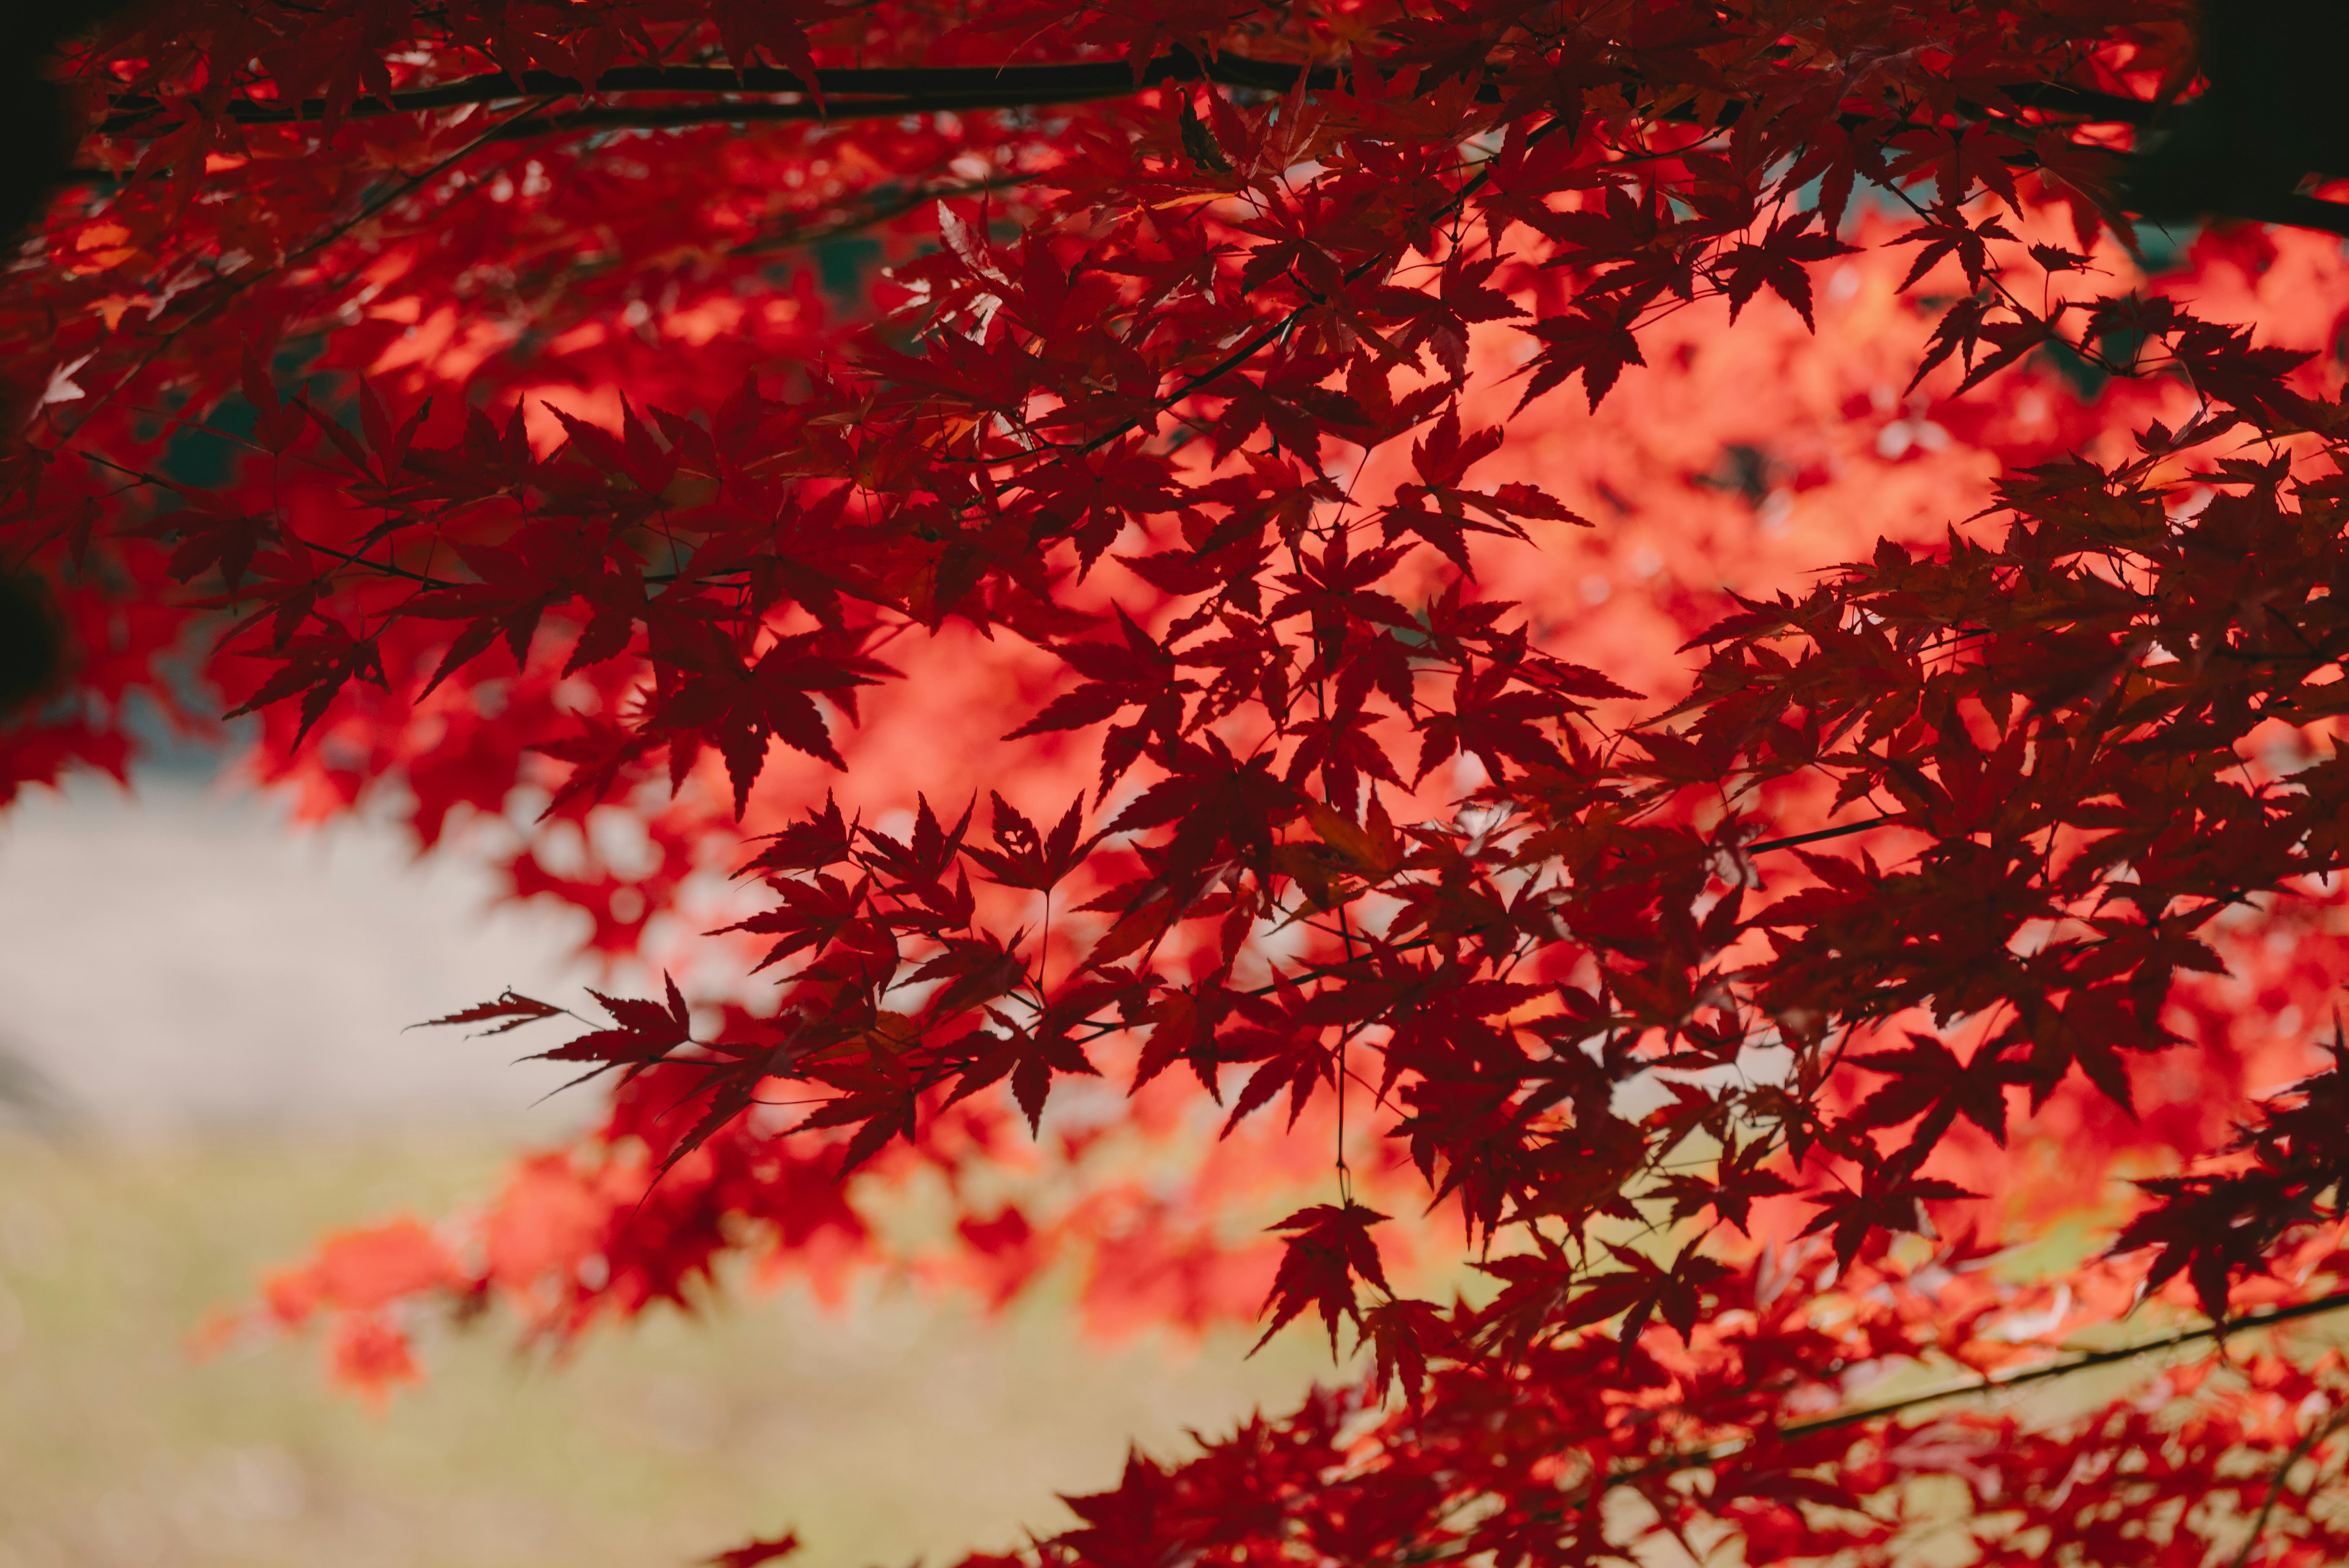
[0,779,592,1134]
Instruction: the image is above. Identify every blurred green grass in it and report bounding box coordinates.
[0,1133,1337,1568]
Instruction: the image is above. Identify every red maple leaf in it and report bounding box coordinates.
[1258,1201,1389,1349]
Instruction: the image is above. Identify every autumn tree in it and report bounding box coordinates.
[17,0,2349,1560]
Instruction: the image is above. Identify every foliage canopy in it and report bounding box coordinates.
[15,1,2349,1561]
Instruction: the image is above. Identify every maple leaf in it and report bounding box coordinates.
[1304,796,1405,880]
[225,619,387,747]
[651,629,887,814]
[858,793,973,890]
[547,398,680,498]
[907,935,1028,1024]
[526,975,696,1085]
[1217,1003,1335,1135]
[1266,529,1416,647]
[404,539,588,696]
[1877,124,2027,214]
[942,1012,1100,1131]
[1281,705,1403,819]
[1845,1033,2026,1149]
[1258,1202,1389,1350]
[1713,212,1853,329]
[1111,732,1305,893]
[962,792,1096,891]
[1802,1169,1980,1269]
[796,1055,922,1176]
[1413,659,1572,783]
[1362,251,1526,379]
[531,718,660,818]
[1176,95,1233,176]
[1658,1127,1795,1233]
[737,793,857,879]
[1375,406,1541,570]
[708,0,831,86]
[418,990,566,1036]
[2112,1028,2349,1318]
[237,350,310,455]
[1890,210,2019,294]
[1204,354,1372,465]
[1515,305,1646,411]
[1363,1295,1450,1410]
[1005,610,1195,796]
[305,379,432,496]
[705,1534,801,1568]
[718,871,873,973]
[1559,1238,1734,1350]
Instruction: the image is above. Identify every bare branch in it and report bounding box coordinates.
[95,53,1340,136]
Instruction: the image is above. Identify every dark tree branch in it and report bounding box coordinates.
[484,94,1116,138]
[95,53,1340,135]
[111,45,2339,236]
[94,53,2172,138]
[1998,82,2165,125]
[1746,816,1897,855]
[83,49,2349,237]
[1774,1285,2349,1443]
[1557,1287,2349,1549]
[2227,190,2349,236]
[1394,1286,2349,1567]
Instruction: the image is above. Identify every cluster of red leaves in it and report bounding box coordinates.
[19,0,2349,1560]
[1014,1229,2349,1568]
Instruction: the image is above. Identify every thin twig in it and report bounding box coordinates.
[1389,1287,2349,1566]
[1745,816,1897,855]
[2231,1401,2349,1568]
[1681,1285,2349,1469]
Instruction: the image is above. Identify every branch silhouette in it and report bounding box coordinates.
[93,55,2176,136]
[96,53,1342,135]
